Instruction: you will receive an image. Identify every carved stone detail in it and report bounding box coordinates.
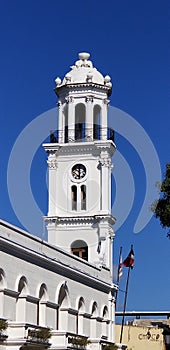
[99,157,112,168]
[103,98,110,105]
[85,96,93,103]
[47,157,58,169]
[65,96,74,103]
[57,100,62,107]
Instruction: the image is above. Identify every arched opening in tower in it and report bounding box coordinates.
[93,105,101,140]
[71,240,88,261]
[75,103,85,141]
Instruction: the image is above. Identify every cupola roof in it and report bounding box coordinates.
[55,52,112,90]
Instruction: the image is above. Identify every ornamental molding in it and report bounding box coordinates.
[95,141,116,157]
[44,214,115,227]
[56,82,111,92]
[43,143,60,153]
[45,215,96,228]
[95,214,116,226]
[48,141,115,157]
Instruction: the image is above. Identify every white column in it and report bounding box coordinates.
[86,97,93,140]
[16,297,26,322]
[108,232,114,278]
[59,309,68,331]
[68,97,75,142]
[109,163,113,211]
[102,164,109,211]
[58,101,63,143]
[39,302,46,326]
[108,294,115,342]
[90,317,97,338]
[100,156,110,213]
[47,153,57,216]
[101,99,109,140]
[78,313,84,334]
[0,292,4,316]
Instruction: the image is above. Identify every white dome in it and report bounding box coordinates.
[56,52,112,87]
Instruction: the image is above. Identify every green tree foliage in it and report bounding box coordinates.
[154,163,170,237]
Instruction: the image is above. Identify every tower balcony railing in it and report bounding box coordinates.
[50,126,114,144]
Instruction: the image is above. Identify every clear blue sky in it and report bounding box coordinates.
[0,0,169,315]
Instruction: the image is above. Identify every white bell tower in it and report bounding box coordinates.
[43,52,116,270]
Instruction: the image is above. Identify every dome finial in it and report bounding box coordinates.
[78,52,90,60]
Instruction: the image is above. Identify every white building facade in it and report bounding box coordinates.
[0,53,123,350]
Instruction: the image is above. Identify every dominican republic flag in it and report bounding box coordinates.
[122,246,134,269]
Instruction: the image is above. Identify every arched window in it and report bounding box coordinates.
[37,283,48,326]
[102,305,108,318]
[16,276,28,322]
[75,104,85,141]
[91,301,98,317]
[57,282,69,330]
[102,305,109,338]
[72,185,77,210]
[58,283,69,308]
[76,297,85,334]
[81,185,86,210]
[71,184,87,212]
[93,105,101,140]
[17,276,28,295]
[90,301,98,338]
[71,240,88,261]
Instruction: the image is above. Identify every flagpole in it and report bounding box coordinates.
[115,246,122,310]
[119,265,131,344]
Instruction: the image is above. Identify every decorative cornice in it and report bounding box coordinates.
[43,140,116,158]
[45,214,116,227]
[55,82,112,97]
[43,143,61,153]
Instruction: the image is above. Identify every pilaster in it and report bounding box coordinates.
[67,96,75,142]
[47,153,58,216]
[86,96,93,140]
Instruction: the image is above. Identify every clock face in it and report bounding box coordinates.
[72,164,86,180]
